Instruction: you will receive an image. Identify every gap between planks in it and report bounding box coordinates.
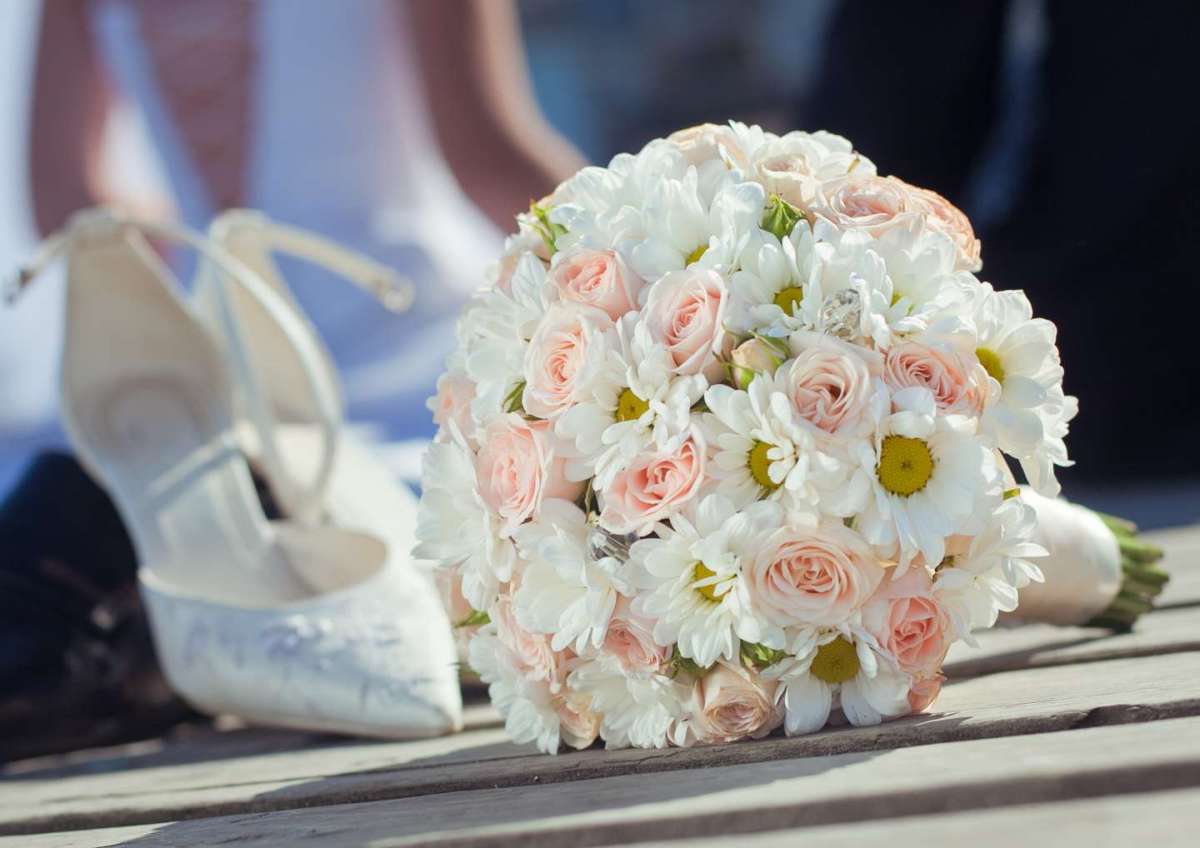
[622,786,1200,848]
[12,715,1200,848]
[5,649,1200,837]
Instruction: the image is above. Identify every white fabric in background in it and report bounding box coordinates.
[0,0,502,492]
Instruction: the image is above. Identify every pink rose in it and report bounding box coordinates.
[428,371,477,441]
[600,431,706,536]
[747,521,885,627]
[476,414,583,536]
[668,123,747,169]
[642,268,728,377]
[812,175,923,237]
[603,595,671,674]
[691,663,781,744]
[904,181,982,272]
[730,337,784,389]
[883,342,986,416]
[491,590,562,690]
[864,569,950,677]
[522,304,611,419]
[550,248,643,320]
[907,673,945,713]
[782,332,882,436]
[554,690,601,750]
[753,131,867,209]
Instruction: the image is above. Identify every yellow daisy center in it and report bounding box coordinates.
[976,347,1006,384]
[772,286,804,316]
[685,244,708,265]
[692,561,728,603]
[615,388,650,423]
[748,441,780,491]
[810,636,860,684]
[876,435,935,497]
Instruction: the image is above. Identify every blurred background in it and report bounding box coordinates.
[1,0,1196,526]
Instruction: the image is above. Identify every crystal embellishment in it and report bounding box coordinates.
[586,514,638,564]
[819,288,862,340]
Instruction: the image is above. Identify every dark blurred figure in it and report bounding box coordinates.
[0,454,191,762]
[805,1,1200,488]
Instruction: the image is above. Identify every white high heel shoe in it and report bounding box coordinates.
[191,210,419,539]
[7,209,462,738]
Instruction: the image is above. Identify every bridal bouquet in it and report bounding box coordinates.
[416,122,1081,753]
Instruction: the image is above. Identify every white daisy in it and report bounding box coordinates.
[935,497,1047,639]
[512,499,635,653]
[414,427,516,610]
[567,653,694,749]
[630,494,782,666]
[967,284,1077,496]
[850,387,1003,571]
[556,316,705,489]
[628,167,766,281]
[460,252,555,422]
[467,627,562,754]
[764,629,910,735]
[727,222,819,335]
[701,381,841,513]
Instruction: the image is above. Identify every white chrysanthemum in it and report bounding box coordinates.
[568,654,693,749]
[557,316,705,489]
[631,495,782,666]
[935,497,1046,639]
[627,167,766,281]
[512,499,634,653]
[967,285,1076,496]
[850,387,1002,571]
[551,140,690,250]
[460,252,555,422]
[701,381,842,512]
[414,428,515,610]
[727,223,818,335]
[764,629,910,735]
[468,628,563,754]
[802,220,967,348]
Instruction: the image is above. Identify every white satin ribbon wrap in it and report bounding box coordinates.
[1007,487,1123,626]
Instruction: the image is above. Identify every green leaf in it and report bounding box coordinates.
[740,641,788,669]
[530,202,567,255]
[669,645,710,679]
[761,194,804,241]
[503,380,527,414]
[455,610,490,628]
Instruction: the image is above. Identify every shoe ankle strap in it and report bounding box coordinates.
[211,210,415,312]
[7,208,342,526]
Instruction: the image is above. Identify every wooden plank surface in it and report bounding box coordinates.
[5,648,1200,837]
[2,522,1195,846]
[945,603,1200,677]
[625,787,1200,848]
[1147,524,1200,605]
[11,716,1200,848]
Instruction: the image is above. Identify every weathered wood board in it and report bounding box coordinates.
[11,717,1200,848]
[5,648,1200,837]
[2,523,1196,847]
[625,787,1200,848]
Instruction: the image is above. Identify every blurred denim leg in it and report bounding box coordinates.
[0,453,190,763]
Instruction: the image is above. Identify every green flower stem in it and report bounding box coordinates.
[1084,513,1169,631]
